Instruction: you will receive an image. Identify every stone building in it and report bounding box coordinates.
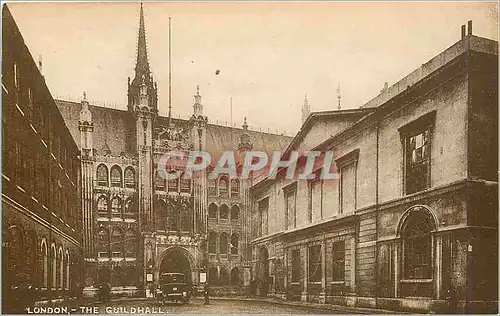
[249,22,498,313]
[2,4,83,312]
[54,4,291,296]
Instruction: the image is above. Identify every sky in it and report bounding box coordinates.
[7,1,499,135]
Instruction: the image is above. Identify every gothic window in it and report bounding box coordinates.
[231,233,239,255]
[208,179,217,196]
[155,170,166,191]
[209,267,218,285]
[291,249,301,283]
[111,228,124,258]
[111,197,122,217]
[124,167,135,188]
[97,164,109,187]
[231,179,240,197]
[180,209,191,232]
[97,228,110,257]
[51,244,56,289]
[58,248,63,289]
[231,205,240,221]
[219,204,229,220]
[308,245,321,282]
[41,240,48,288]
[65,251,70,289]
[219,176,229,197]
[97,196,108,215]
[332,241,345,281]
[208,232,217,254]
[402,211,433,279]
[110,165,122,187]
[208,203,218,219]
[220,232,229,255]
[125,229,137,258]
[167,208,179,232]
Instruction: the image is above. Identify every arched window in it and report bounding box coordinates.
[24,231,37,285]
[65,251,70,290]
[208,232,217,254]
[208,267,218,285]
[41,240,48,288]
[111,197,122,217]
[97,196,108,215]
[402,210,434,279]
[231,234,239,255]
[208,179,217,196]
[110,165,122,187]
[231,179,240,197]
[125,229,137,258]
[220,204,229,220]
[180,174,191,193]
[124,167,135,188]
[208,203,218,219]
[220,268,230,285]
[155,170,166,191]
[220,233,228,254]
[219,176,229,197]
[111,228,124,258]
[231,267,240,286]
[58,248,63,289]
[51,244,56,289]
[231,205,240,221]
[97,228,110,258]
[96,164,109,187]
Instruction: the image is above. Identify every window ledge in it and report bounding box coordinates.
[290,282,300,285]
[308,281,322,285]
[400,278,433,283]
[330,281,345,285]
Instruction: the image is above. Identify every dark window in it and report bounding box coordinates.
[97,228,110,257]
[403,212,433,279]
[167,208,179,231]
[110,165,122,187]
[220,204,229,220]
[208,203,218,219]
[405,128,431,194]
[155,170,165,190]
[96,164,108,187]
[97,197,108,215]
[308,245,322,282]
[111,228,123,258]
[124,167,135,188]
[291,249,301,283]
[231,205,240,221]
[332,241,345,281]
[220,233,228,254]
[111,197,122,216]
[208,232,217,254]
[208,179,217,196]
[180,209,191,232]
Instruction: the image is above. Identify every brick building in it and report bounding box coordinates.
[249,22,498,313]
[52,4,291,297]
[2,4,83,312]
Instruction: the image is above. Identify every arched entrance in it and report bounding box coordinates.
[159,248,193,286]
[258,246,269,296]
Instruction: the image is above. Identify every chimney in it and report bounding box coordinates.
[467,20,472,36]
[461,25,466,39]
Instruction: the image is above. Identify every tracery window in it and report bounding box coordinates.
[402,211,433,279]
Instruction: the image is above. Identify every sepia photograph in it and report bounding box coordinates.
[1,1,498,314]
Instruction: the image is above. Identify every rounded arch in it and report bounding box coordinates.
[58,247,64,289]
[218,175,229,197]
[50,243,57,289]
[65,250,70,289]
[40,238,48,288]
[230,178,240,197]
[110,165,123,187]
[158,246,196,286]
[157,246,197,271]
[220,204,229,220]
[396,205,437,238]
[96,164,109,187]
[208,266,219,285]
[208,203,218,219]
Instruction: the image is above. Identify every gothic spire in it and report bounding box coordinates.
[135,3,150,81]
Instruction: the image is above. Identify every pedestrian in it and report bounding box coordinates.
[203,282,210,305]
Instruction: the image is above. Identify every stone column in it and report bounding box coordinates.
[394,242,399,298]
[301,247,308,302]
[320,239,326,304]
